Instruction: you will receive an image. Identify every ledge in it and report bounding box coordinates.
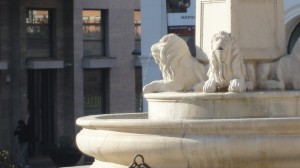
[26,59,64,69]
[82,57,116,69]
[145,91,300,119]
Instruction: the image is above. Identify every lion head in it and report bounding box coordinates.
[151,33,192,81]
[211,31,232,64]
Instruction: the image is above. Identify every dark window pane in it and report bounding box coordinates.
[83,40,104,57]
[167,0,190,13]
[135,67,143,112]
[134,11,141,50]
[84,69,107,115]
[26,10,52,58]
[83,10,105,57]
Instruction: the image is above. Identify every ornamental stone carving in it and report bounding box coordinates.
[203,31,248,93]
[143,34,207,93]
[143,31,300,93]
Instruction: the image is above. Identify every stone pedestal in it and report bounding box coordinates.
[196,0,285,61]
[145,92,300,120]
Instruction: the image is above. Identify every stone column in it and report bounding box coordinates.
[196,0,285,61]
[0,0,11,152]
[63,0,82,136]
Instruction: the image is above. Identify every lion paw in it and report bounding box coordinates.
[203,80,217,93]
[143,81,162,93]
[228,79,245,92]
[193,81,206,92]
[246,81,254,91]
[143,85,154,93]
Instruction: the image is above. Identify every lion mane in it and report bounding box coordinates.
[203,31,247,92]
[143,33,207,93]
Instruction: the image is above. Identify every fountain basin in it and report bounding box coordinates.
[76,113,300,168]
[145,91,300,119]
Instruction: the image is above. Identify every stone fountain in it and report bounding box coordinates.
[76,1,300,167]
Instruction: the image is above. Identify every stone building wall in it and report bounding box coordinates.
[0,0,140,158]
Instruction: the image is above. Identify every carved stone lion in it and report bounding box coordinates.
[256,38,300,90]
[203,31,247,93]
[143,34,208,93]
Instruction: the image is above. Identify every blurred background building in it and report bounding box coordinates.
[0,0,141,160]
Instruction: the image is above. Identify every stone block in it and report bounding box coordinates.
[196,0,285,61]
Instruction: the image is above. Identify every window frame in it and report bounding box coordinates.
[83,69,109,115]
[26,8,55,58]
[82,9,108,57]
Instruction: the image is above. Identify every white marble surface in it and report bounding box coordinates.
[145,91,300,119]
[256,38,300,90]
[143,34,207,93]
[143,31,300,93]
[203,31,247,93]
[196,0,285,61]
[76,113,300,168]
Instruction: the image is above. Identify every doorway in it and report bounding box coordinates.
[27,69,55,157]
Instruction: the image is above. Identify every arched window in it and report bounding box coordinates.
[288,22,300,54]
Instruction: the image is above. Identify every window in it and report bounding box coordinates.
[167,0,190,13]
[134,11,142,111]
[84,69,108,115]
[82,10,105,57]
[133,10,141,55]
[26,9,52,58]
[288,22,300,54]
[135,67,143,112]
[166,0,196,56]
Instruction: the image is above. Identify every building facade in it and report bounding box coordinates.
[0,0,140,158]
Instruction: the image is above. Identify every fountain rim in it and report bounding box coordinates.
[144,91,300,100]
[76,113,300,135]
